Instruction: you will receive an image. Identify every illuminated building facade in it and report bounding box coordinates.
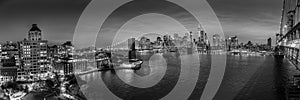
[19,24,50,81]
[0,41,21,82]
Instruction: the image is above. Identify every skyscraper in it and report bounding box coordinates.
[213,34,221,47]
[197,24,204,42]
[20,24,50,81]
[267,38,272,50]
[59,41,74,75]
[267,38,272,47]
[227,36,238,51]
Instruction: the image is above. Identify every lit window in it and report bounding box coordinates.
[40,43,45,45]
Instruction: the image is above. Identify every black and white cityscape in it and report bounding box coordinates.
[0,0,300,100]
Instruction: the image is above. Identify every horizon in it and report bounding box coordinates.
[0,0,281,48]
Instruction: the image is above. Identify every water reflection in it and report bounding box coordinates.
[79,53,294,100]
[116,54,167,88]
[117,69,134,84]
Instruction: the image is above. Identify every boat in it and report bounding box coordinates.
[260,51,267,56]
[239,50,249,55]
[120,59,143,70]
[230,49,241,55]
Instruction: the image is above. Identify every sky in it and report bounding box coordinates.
[0,0,282,48]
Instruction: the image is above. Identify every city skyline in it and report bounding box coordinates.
[0,1,297,100]
[0,0,281,48]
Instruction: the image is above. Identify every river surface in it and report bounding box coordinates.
[78,52,299,100]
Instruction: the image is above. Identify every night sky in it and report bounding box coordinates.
[0,0,282,48]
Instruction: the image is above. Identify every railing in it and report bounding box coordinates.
[278,20,300,43]
[285,46,300,67]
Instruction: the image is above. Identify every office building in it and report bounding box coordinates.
[19,24,50,81]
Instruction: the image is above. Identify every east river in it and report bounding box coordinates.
[78,52,299,100]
